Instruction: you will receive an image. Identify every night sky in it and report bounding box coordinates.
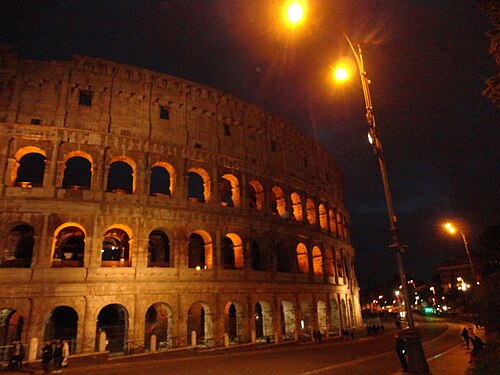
[1,1,498,288]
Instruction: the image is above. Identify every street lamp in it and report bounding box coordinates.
[444,222,476,282]
[283,5,430,372]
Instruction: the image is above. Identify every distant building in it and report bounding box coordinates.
[438,255,480,293]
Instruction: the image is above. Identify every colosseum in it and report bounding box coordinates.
[0,45,361,357]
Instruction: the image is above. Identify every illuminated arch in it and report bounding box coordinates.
[150,162,176,196]
[51,222,86,267]
[318,204,327,230]
[296,243,309,274]
[222,233,244,270]
[306,199,316,225]
[61,151,93,189]
[271,186,287,218]
[290,192,303,221]
[188,230,213,269]
[101,224,133,267]
[188,167,211,203]
[107,156,137,193]
[12,146,47,187]
[248,180,264,210]
[312,246,323,275]
[220,174,240,208]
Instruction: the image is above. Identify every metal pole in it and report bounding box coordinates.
[343,34,430,374]
[460,231,476,281]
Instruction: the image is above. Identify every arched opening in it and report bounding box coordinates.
[290,192,303,221]
[248,180,264,211]
[44,306,78,353]
[150,166,171,196]
[324,249,335,277]
[251,240,261,271]
[280,301,295,338]
[147,230,170,267]
[101,227,131,267]
[1,224,34,268]
[336,251,345,278]
[340,299,348,329]
[317,301,327,335]
[296,243,309,274]
[52,224,85,267]
[224,302,242,341]
[312,246,323,275]
[188,231,213,270]
[96,304,128,353]
[318,204,327,230]
[343,217,349,241]
[329,209,337,235]
[330,299,340,335]
[62,156,92,190]
[222,234,243,270]
[107,161,134,193]
[336,213,344,240]
[271,186,287,218]
[255,302,273,340]
[306,199,316,225]
[145,303,172,351]
[14,152,46,187]
[0,308,24,347]
[187,302,208,345]
[300,300,314,337]
[187,168,210,203]
[220,174,240,208]
[348,299,355,327]
[276,241,290,273]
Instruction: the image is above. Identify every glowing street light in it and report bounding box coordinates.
[443,222,476,282]
[284,1,307,27]
[281,4,429,372]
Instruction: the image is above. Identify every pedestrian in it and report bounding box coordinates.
[8,340,24,370]
[395,333,408,372]
[350,328,355,340]
[41,340,53,374]
[461,327,470,349]
[469,332,485,363]
[317,330,322,344]
[61,340,70,368]
[52,339,63,373]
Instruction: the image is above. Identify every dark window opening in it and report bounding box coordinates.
[62,157,91,190]
[251,240,262,271]
[148,230,170,267]
[222,237,235,269]
[188,233,205,269]
[187,172,205,202]
[271,140,277,152]
[223,124,231,136]
[15,153,46,187]
[52,226,85,267]
[160,106,170,120]
[0,224,34,268]
[101,229,130,267]
[30,119,41,125]
[194,143,202,148]
[150,166,171,196]
[107,161,133,193]
[219,178,233,206]
[78,91,93,106]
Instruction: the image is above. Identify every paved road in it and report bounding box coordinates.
[35,318,465,375]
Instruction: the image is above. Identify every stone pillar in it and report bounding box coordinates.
[98,331,107,352]
[28,337,38,362]
[191,330,196,347]
[150,334,157,352]
[223,333,229,347]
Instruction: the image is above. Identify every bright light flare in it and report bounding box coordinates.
[284,1,307,27]
[335,67,349,81]
[444,222,457,234]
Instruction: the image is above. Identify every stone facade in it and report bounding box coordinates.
[0,45,361,355]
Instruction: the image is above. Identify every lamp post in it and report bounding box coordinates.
[336,34,430,374]
[283,4,429,372]
[444,222,476,282]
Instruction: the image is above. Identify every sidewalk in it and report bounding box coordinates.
[427,342,471,375]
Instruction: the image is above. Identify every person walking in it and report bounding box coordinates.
[395,333,409,372]
[461,327,470,349]
[469,331,485,363]
[52,339,63,373]
[41,340,53,374]
[61,340,70,368]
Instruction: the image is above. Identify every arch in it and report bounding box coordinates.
[306,199,317,225]
[300,300,314,335]
[329,209,338,235]
[0,308,24,347]
[107,158,136,193]
[336,213,344,240]
[296,243,309,274]
[220,174,240,208]
[44,306,78,352]
[145,302,172,350]
[224,301,244,342]
[348,299,355,327]
[340,299,348,329]
[324,248,335,277]
[96,304,128,353]
[271,186,287,218]
[336,251,345,278]
[1,224,34,268]
[147,229,171,267]
[318,204,327,230]
[312,246,323,275]
[317,301,327,334]
[101,226,132,267]
[12,147,47,187]
[62,152,93,190]
[150,163,174,196]
[187,168,211,203]
[276,241,291,272]
[188,230,213,270]
[222,233,244,270]
[255,301,273,339]
[329,299,340,335]
[51,223,86,267]
[280,300,295,338]
[247,180,264,211]
[251,240,262,271]
[290,192,303,221]
[187,302,213,345]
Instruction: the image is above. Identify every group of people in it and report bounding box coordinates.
[340,328,355,340]
[41,339,70,374]
[366,323,385,336]
[461,327,485,363]
[7,340,25,370]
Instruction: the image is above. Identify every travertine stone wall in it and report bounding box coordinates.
[0,46,362,354]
